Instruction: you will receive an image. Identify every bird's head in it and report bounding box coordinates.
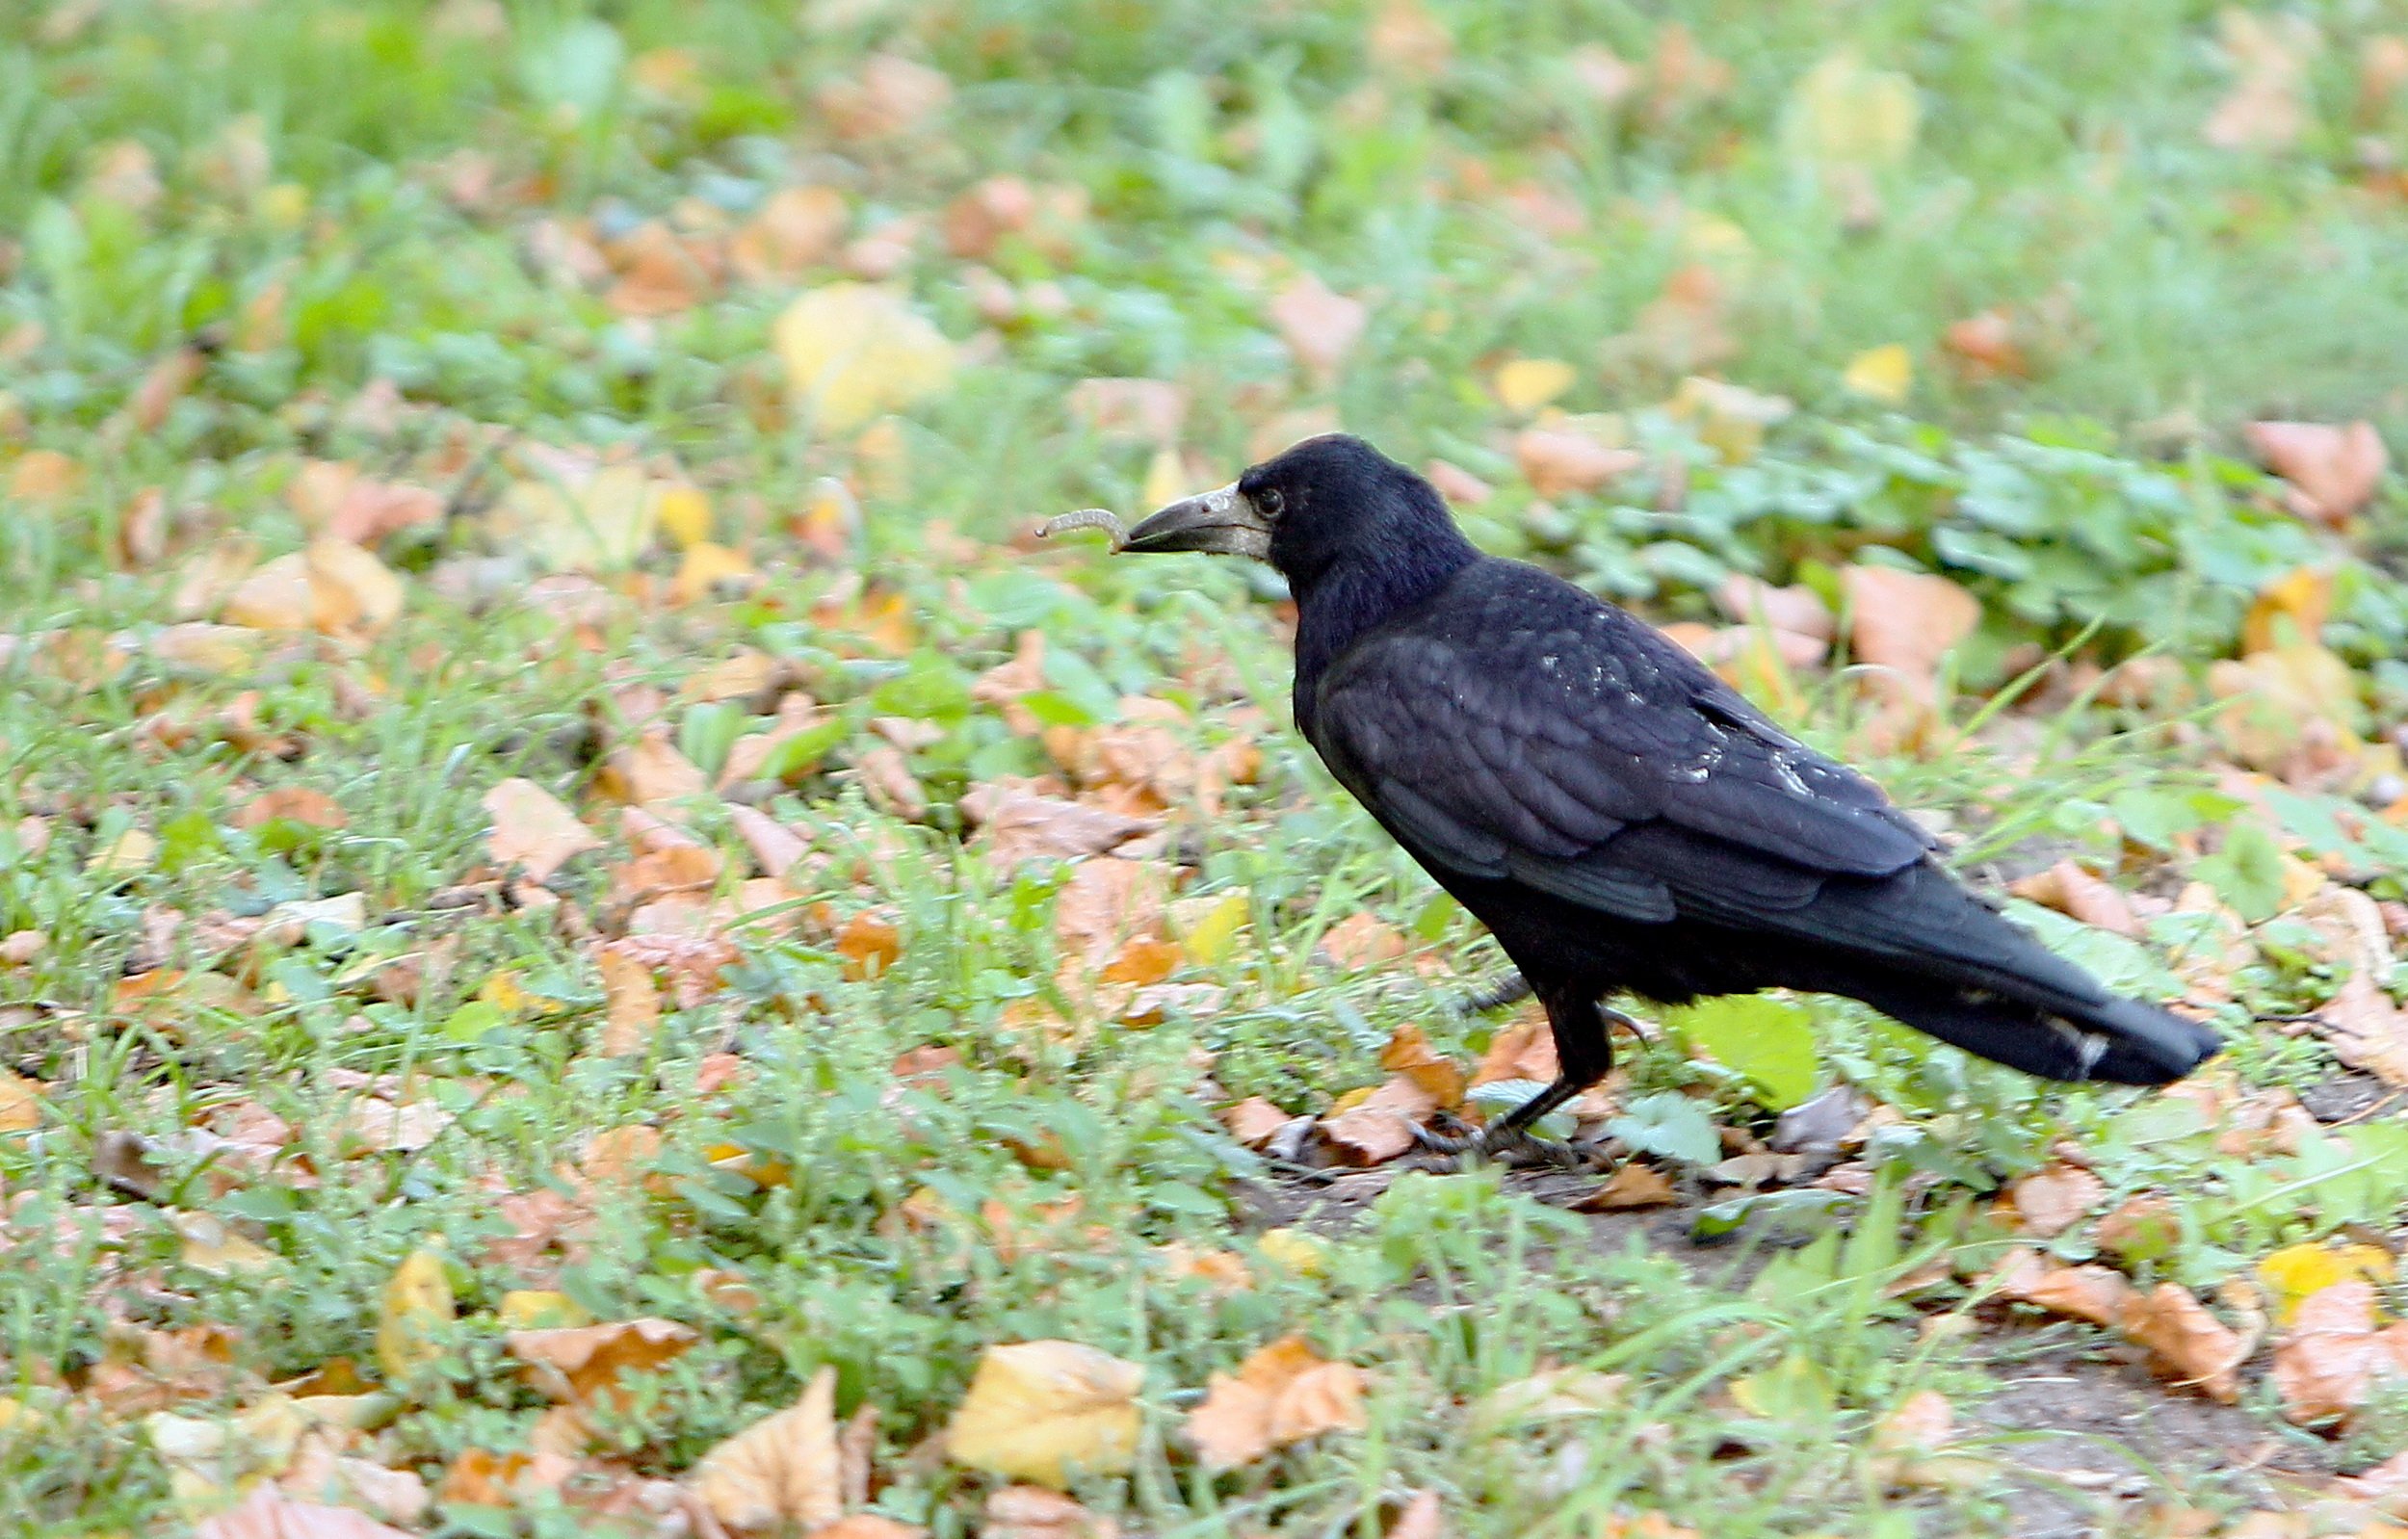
[1119,433,1468,590]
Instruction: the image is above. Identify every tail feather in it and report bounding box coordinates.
[1841,973,2221,1084]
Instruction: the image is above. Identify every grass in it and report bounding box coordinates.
[3,1,2408,1535]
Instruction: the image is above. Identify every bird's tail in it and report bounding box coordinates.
[1838,973,2221,1084]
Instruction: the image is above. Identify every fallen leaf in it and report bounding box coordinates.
[1574,1162,1677,1212]
[1320,1075,1440,1166]
[2005,1162,2107,1239]
[1389,1490,1446,1539]
[1269,274,1368,383]
[2009,862,2141,938]
[482,779,601,882]
[1379,1024,1466,1109]
[233,787,349,831]
[1993,1251,2133,1327]
[1941,309,2026,379]
[595,949,662,1056]
[1665,376,1792,462]
[1320,913,1407,970]
[1788,49,1920,168]
[1515,427,1643,497]
[1053,858,1165,966]
[729,186,849,283]
[961,784,1155,868]
[1256,1229,1330,1276]
[1844,563,1981,702]
[1184,1335,1368,1470]
[692,1366,842,1532]
[2269,1279,2408,1424]
[0,1070,39,1133]
[1066,378,1186,445]
[2243,565,2335,654]
[196,1483,415,1539]
[816,1520,926,1539]
[2246,421,2389,526]
[2204,10,2320,152]
[982,1485,1119,1539]
[1842,343,1913,403]
[944,1341,1144,1488]
[836,910,903,980]
[376,1247,454,1383]
[2120,1283,2247,1402]
[505,1317,698,1408]
[1467,1367,1625,1434]
[222,539,406,636]
[488,456,666,570]
[1425,459,1494,506]
[1493,357,1578,414]
[773,283,955,434]
[1218,1098,1294,1148]
[816,53,953,141]
[2260,1243,2395,1326]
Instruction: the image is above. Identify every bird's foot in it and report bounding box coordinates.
[1457,970,1534,1015]
[1409,1119,1600,1172]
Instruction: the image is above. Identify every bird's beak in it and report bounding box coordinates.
[1118,483,1270,560]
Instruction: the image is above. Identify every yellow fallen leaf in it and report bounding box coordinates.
[481,778,602,883]
[1174,891,1250,967]
[86,827,158,876]
[1493,357,1578,414]
[656,483,713,548]
[1789,49,1921,168]
[496,1291,592,1331]
[2242,565,2334,655]
[772,282,955,433]
[504,1317,698,1408]
[489,461,664,571]
[2259,1242,2395,1326]
[1842,343,1912,404]
[1666,376,1792,463]
[222,539,405,636]
[673,541,755,604]
[174,1213,276,1274]
[1256,1228,1329,1276]
[943,1340,1144,1488]
[377,1247,455,1382]
[694,1366,843,1533]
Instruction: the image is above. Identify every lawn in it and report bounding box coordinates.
[4,2,2408,1536]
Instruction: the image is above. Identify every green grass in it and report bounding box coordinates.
[4,1,2408,1534]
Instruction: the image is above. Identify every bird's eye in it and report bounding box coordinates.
[1255,488,1284,517]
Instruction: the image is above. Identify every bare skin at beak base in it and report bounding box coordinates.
[1118,483,1270,559]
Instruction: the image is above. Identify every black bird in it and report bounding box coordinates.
[1115,434,2220,1159]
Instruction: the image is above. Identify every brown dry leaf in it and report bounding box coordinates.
[1320,912,1408,970]
[943,1341,1144,1488]
[2120,1284,2247,1402]
[1574,1162,1678,1212]
[1067,378,1187,445]
[1184,1335,1368,1471]
[222,539,406,636]
[854,743,929,820]
[0,1070,39,1132]
[1270,274,1368,383]
[1379,1024,1466,1109]
[1515,427,1643,497]
[595,949,662,1057]
[1320,1075,1440,1166]
[818,53,953,140]
[1218,1098,1295,1148]
[506,1317,698,1409]
[1473,1016,1560,1086]
[729,186,848,284]
[1054,858,1166,966]
[724,803,809,882]
[600,731,710,807]
[691,1366,842,1533]
[1716,574,1835,642]
[482,779,601,883]
[1426,459,1494,506]
[196,1483,416,1539]
[1993,1250,2134,1327]
[2246,421,2389,527]
[1844,564,1981,702]
[2271,1280,2408,1425]
[288,461,444,547]
[2008,862,2140,938]
[962,784,1155,868]
[2005,1162,2107,1239]
[982,1486,1119,1539]
[2318,971,2408,1087]
[816,1520,925,1539]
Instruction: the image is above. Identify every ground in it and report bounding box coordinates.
[4,2,2408,1536]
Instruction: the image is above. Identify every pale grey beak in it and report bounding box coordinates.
[1118,483,1270,560]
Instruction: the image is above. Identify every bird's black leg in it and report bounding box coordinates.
[1415,987,1615,1170]
[1457,969,1533,1015]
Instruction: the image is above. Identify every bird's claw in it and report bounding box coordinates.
[1409,1119,1600,1172]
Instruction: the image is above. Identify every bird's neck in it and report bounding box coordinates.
[1291,538,1479,703]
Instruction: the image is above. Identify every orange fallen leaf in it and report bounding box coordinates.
[196,1483,415,1539]
[1993,1251,2133,1328]
[233,787,349,831]
[2246,420,2390,527]
[1185,1335,1368,1470]
[837,910,903,980]
[943,1341,1144,1488]
[2270,1280,2408,1425]
[482,779,601,883]
[692,1366,843,1532]
[595,948,662,1056]
[505,1317,698,1409]
[1218,1098,1294,1148]
[1940,309,2027,378]
[2242,565,2335,654]
[1320,1075,1439,1166]
[1389,1490,1447,1539]
[1378,1024,1466,1109]
[1319,912,1408,970]
[2120,1283,2247,1402]
[1574,1162,1677,1212]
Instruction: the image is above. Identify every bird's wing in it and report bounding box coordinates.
[1310,620,1932,927]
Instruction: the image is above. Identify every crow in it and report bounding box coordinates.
[1114,434,2220,1160]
